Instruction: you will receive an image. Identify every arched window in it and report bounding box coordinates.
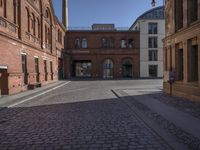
[102,38,107,48]
[13,0,18,24]
[25,8,30,32]
[45,25,47,43]
[37,18,40,38]
[31,13,35,35]
[0,0,3,7]
[109,38,115,48]
[103,59,114,78]
[82,38,88,48]
[75,38,81,48]
[121,39,126,48]
[3,0,6,18]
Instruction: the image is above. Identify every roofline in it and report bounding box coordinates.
[129,6,165,30]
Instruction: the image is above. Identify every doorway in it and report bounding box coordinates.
[73,61,92,78]
[122,59,133,78]
[103,59,113,79]
[0,68,8,95]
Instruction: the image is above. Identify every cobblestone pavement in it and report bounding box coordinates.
[115,87,200,150]
[151,93,200,119]
[0,80,174,150]
[123,97,200,150]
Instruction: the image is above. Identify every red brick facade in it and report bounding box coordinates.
[65,30,140,79]
[0,0,65,95]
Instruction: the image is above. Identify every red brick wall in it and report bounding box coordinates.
[0,0,65,95]
[65,31,140,78]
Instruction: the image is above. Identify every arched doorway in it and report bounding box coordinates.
[103,59,113,79]
[122,59,133,78]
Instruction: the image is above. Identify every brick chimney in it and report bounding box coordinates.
[62,0,68,28]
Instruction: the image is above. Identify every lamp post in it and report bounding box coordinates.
[151,0,156,7]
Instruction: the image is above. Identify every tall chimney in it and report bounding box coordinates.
[62,0,68,28]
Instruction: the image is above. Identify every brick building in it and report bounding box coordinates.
[163,0,200,101]
[65,24,140,79]
[0,0,65,95]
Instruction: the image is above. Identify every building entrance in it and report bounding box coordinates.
[122,59,133,78]
[74,61,92,78]
[0,68,8,95]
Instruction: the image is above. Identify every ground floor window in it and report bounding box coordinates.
[22,54,28,85]
[122,58,133,78]
[188,39,198,82]
[75,61,92,78]
[44,60,48,81]
[35,57,40,82]
[103,59,113,79]
[175,48,184,81]
[149,65,158,77]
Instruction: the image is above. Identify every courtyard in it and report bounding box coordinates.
[0,79,200,150]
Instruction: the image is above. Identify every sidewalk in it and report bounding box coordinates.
[0,81,68,109]
[113,87,200,149]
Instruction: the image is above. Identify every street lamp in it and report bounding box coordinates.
[151,0,156,7]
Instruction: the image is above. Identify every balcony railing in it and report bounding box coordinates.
[26,32,41,45]
[0,17,18,34]
[67,26,136,31]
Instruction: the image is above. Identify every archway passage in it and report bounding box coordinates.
[122,59,133,78]
[103,59,113,79]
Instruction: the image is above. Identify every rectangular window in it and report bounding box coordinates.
[44,60,48,81]
[149,65,158,77]
[148,23,158,34]
[187,0,198,24]
[175,0,183,31]
[21,54,28,85]
[128,39,134,48]
[121,40,126,48]
[149,37,158,48]
[165,48,168,71]
[50,61,53,80]
[149,50,158,61]
[188,40,198,82]
[35,57,40,82]
[175,48,184,81]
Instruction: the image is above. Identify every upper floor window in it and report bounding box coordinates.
[187,0,198,25]
[75,38,81,48]
[82,38,88,48]
[57,30,62,44]
[149,37,158,48]
[175,0,183,31]
[101,38,114,48]
[26,8,30,32]
[148,23,158,34]
[0,0,2,7]
[121,39,126,48]
[149,50,158,61]
[128,39,134,48]
[102,38,107,48]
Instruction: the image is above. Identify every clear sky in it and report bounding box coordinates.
[52,0,164,27]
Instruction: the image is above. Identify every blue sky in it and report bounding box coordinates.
[53,0,164,27]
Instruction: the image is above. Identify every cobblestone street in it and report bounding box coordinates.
[0,80,199,150]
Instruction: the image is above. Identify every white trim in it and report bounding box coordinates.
[0,65,8,69]
[34,56,39,58]
[21,52,27,55]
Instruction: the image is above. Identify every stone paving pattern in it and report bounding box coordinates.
[152,93,200,119]
[0,98,172,150]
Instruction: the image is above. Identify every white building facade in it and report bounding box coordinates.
[130,6,165,78]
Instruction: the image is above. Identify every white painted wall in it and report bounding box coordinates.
[138,19,165,78]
